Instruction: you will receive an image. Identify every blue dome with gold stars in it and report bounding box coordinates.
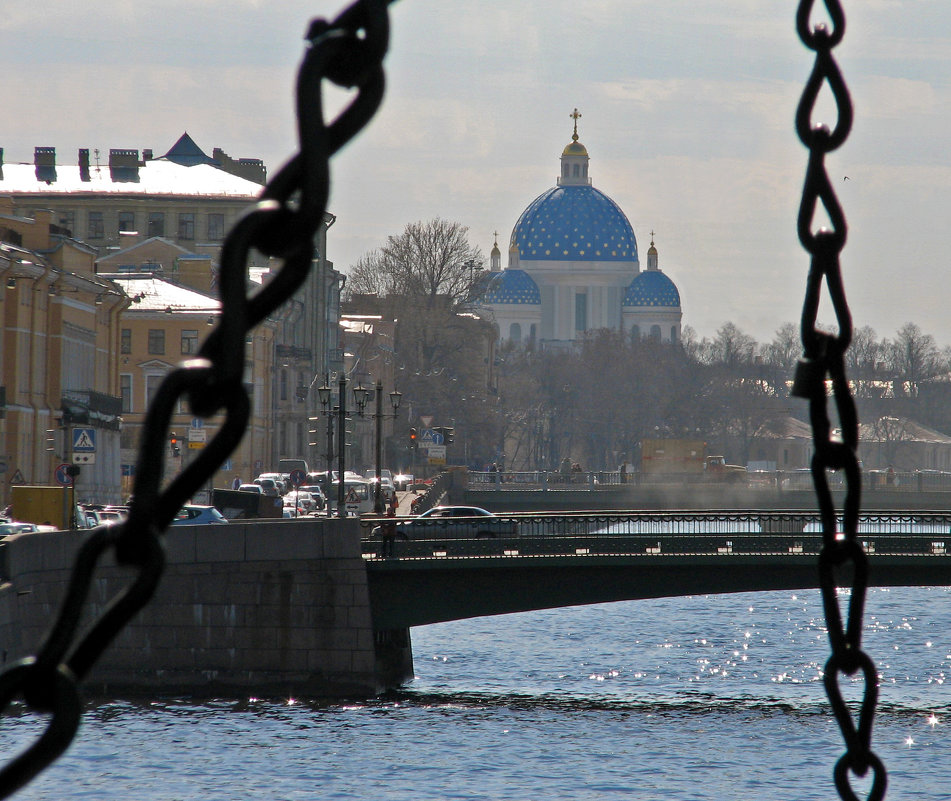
[482,269,541,305]
[623,269,681,308]
[511,185,638,263]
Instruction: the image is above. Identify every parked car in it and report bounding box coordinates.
[374,505,517,540]
[298,484,326,510]
[170,505,229,525]
[253,478,281,497]
[0,521,57,537]
[284,490,317,514]
[237,483,264,494]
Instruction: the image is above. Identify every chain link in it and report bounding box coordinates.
[0,2,393,796]
[792,3,887,799]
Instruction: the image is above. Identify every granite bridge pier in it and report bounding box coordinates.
[1,508,951,698]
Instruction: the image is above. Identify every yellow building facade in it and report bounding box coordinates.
[0,201,127,504]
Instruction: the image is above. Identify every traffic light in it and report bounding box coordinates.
[409,428,418,450]
[45,429,57,453]
[169,433,180,456]
[445,427,454,445]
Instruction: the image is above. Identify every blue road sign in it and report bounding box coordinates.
[55,463,72,486]
[289,469,306,487]
[419,429,444,445]
[73,427,96,452]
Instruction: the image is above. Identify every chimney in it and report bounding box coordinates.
[79,148,91,182]
[0,147,4,181]
[108,149,140,183]
[34,147,56,184]
[142,148,153,162]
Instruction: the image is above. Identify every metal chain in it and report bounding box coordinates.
[791,2,887,799]
[0,2,393,796]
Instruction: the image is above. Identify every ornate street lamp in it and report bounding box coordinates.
[354,379,402,513]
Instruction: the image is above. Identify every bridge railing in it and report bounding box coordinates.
[361,510,951,560]
[465,469,951,492]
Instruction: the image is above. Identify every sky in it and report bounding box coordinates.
[3,1,951,346]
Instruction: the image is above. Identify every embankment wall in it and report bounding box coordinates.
[0,519,409,698]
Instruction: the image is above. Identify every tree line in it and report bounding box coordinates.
[345,219,951,471]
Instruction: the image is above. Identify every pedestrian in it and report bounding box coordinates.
[231,476,241,491]
[381,505,397,557]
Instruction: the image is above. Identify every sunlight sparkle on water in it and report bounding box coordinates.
[927,714,940,728]
[905,735,915,747]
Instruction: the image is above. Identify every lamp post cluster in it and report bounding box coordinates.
[312,377,401,518]
[313,377,347,518]
[353,379,402,514]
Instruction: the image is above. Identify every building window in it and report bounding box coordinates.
[178,213,195,240]
[631,325,640,341]
[148,212,165,237]
[120,374,132,413]
[280,369,288,401]
[207,213,225,240]
[670,326,678,344]
[510,323,522,343]
[148,329,165,355]
[120,328,132,354]
[118,211,135,233]
[181,329,199,355]
[146,374,163,409]
[575,293,587,332]
[59,211,75,235]
[88,212,104,239]
[650,324,662,341]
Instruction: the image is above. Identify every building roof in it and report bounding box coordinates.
[103,273,220,313]
[162,132,218,167]
[511,184,638,263]
[623,269,681,308]
[482,269,541,305]
[0,160,261,198]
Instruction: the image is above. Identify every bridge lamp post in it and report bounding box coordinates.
[354,380,402,514]
[313,382,337,518]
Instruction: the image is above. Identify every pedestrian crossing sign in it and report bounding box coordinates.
[73,427,96,452]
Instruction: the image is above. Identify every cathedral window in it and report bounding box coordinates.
[510,323,522,343]
[575,294,587,332]
[650,325,662,341]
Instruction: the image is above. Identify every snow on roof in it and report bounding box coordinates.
[105,274,220,313]
[0,160,261,198]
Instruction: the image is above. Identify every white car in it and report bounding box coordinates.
[170,505,228,525]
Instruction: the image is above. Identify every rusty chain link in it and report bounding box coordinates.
[0,1,393,796]
[791,2,887,800]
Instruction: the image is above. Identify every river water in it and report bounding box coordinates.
[3,586,951,800]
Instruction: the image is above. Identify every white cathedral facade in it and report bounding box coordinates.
[481,115,683,348]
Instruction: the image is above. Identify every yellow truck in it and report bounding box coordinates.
[10,485,86,530]
[640,439,746,483]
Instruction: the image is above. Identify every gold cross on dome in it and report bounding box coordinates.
[570,108,582,141]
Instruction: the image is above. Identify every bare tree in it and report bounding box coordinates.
[345,218,485,308]
[884,322,942,397]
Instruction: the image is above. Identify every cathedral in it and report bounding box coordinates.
[481,112,683,348]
